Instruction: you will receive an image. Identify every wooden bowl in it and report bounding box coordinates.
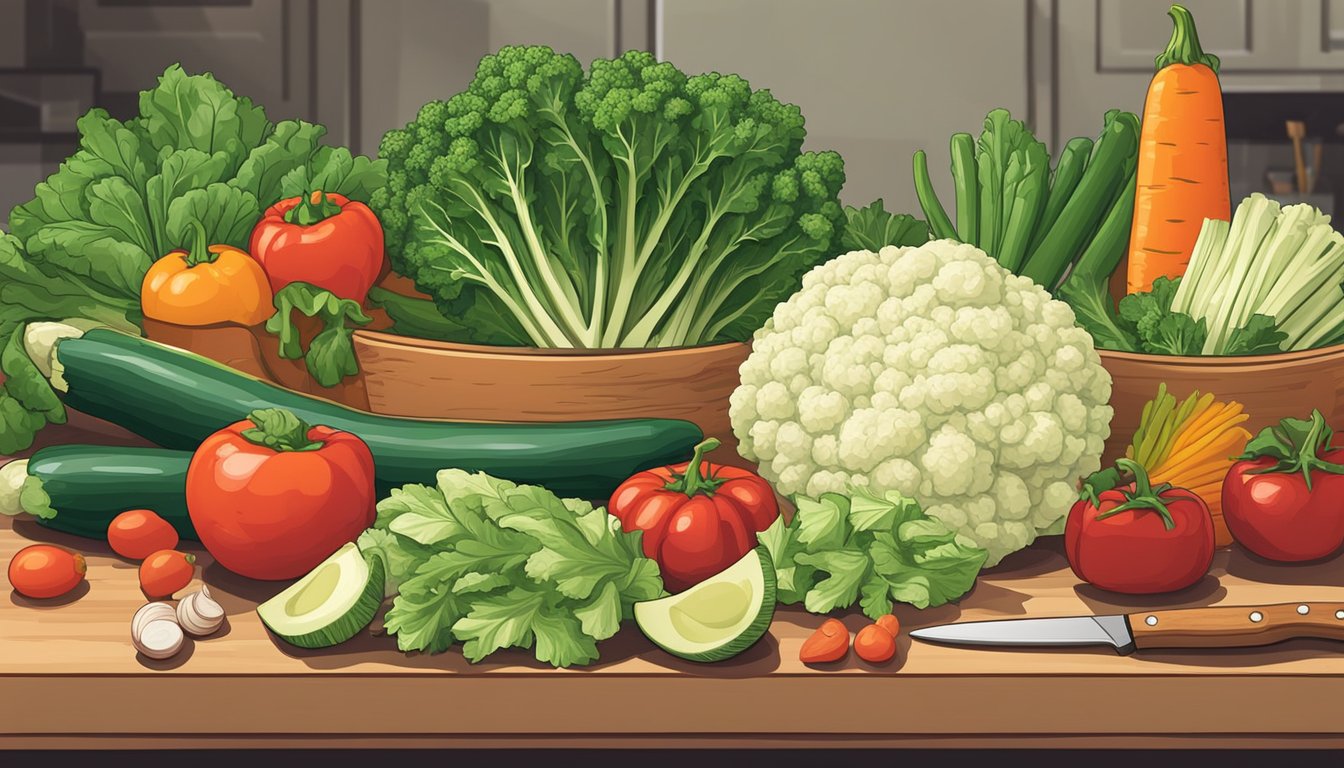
[1098,344,1344,464]
[351,331,754,468]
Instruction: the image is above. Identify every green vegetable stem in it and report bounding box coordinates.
[1093,459,1177,530]
[1240,410,1344,490]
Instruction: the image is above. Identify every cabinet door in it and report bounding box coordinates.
[661,0,1034,215]
[1100,0,1344,72]
[74,0,320,122]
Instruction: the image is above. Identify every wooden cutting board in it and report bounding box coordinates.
[5,494,1344,749]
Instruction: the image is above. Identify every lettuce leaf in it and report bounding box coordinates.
[758,487,987,617]
[1,64,385,452]
[373,469,663,666]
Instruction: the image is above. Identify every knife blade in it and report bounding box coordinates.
[910,602,1344,654]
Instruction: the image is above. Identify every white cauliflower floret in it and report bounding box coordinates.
[731,240,1113,566]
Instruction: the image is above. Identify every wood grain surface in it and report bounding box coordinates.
[5,498,1344,748]
[353,331,755,467]
[1128,602,1344,649]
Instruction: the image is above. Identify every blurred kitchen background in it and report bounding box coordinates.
[3,0,1344,221]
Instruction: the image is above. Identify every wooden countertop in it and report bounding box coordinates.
[6,496,1344,750]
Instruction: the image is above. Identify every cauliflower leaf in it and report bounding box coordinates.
[758,488,987,617]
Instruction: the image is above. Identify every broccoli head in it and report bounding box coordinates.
[375,45,851,349]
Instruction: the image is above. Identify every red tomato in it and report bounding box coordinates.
[186,408,376,580]
[249,191,385,303]
[107,509,180,560]
[8,545,86,599]
[1222,447,1344,562]
[138,549,195,599]
[1066,460,1214,595]
[608,438,779,592]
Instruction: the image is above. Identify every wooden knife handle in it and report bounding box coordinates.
[1127,602,1344,650]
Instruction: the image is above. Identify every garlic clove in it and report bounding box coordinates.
[176,587,225,637]
[134,618,184,660]
[132,601,177,639]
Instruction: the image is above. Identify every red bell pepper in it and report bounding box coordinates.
[250,190,385,303]
[608,438,779,592]
[185,407,376,580]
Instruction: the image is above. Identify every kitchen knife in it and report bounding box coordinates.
[910,602,1344,654]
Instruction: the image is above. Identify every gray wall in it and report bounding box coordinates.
[3,0,1343,225]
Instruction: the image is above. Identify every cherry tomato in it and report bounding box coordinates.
[108,509,180,560]
[8,545,86,599]
[139,549,196,599]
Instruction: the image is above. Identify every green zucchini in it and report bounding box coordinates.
[0,445,196,540]
[44,328,704,500]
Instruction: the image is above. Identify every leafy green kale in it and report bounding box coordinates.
[373,46,850,349]
[757,487,987,618]
[266,282,372,387]
[840,200,929,252]
[1073,275,1286,357]
[1,65,384,451]
[358,469,663,667]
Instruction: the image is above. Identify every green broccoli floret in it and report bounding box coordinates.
[374,45,851,349]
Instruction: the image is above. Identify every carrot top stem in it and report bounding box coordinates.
[1156,5,1220,72]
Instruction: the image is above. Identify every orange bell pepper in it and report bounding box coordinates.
[141,220,274,326]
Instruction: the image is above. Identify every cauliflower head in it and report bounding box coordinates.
[730,240,1113,566]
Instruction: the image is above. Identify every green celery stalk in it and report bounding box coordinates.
[950,133,979,246]
[1029,137,1092,255]
[1294,290,1344,349]
[1057,169,1138,351]
[996,142,1049,273]
[1256,233,1344,330]
[1279,285,1344,349]
[1186,195,1265,322]
[1224,203,1316,336]
[1170,217,1228,315]
[1019,111,1139,290]
[976,110,1015,256]
[913,150,959,240]
[995,149,1026,261]
[1203,198,1281,354]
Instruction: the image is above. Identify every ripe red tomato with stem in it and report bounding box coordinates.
[1066,458,1214,595]
[608,438,778,592]
[186,407,376,580]
[1222,410,1344,562]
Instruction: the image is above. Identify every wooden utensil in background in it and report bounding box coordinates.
[1309,141,1324,195]
[1287,120,1308,194]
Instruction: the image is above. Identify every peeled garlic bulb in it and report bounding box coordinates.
[176,585,225,637]
[134,619,184,660]
[132,602,177,639]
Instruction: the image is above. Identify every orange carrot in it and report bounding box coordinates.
[1126,5,1230,294]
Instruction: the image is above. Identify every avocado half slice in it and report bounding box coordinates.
[634,547,777,663]
[257,543,385,649]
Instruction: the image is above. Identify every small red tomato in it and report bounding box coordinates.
[139,549,196,599]
[108,509,180,560]
[608,438,779,592]
[1066,459,1214,595]
[9,545,86,599]
[1222,411,1344,562]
